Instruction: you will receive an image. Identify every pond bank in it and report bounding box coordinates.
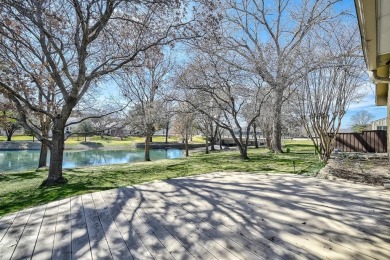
[0,141,206,151]
[136,142,206,149]
[0,141,41,150]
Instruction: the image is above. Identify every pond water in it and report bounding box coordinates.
[0,149,184,173]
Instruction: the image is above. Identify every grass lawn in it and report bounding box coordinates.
[0,135,36,141]
[0,142,321,216]
[283,139,317,153]
[1,135,206,149]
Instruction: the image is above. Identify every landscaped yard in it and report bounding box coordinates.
[0,141,321,216]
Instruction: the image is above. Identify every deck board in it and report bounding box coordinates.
[32,201,58,260]
[0,212,18,243]
[0,172,389,260]
[71,196,92,260]
[82,193,112,260]
[0,208,32,260]
[11,205,46,260]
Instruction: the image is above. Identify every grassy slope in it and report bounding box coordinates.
[0,140,321,216]
[1,135,206,149]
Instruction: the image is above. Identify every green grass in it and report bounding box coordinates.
[283,139,317,153]
[0,135,35,141]
[0,144,322,216]
[0,135,206,149]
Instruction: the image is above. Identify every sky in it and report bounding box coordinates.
[339,0,387,129]
[98,0,387,129]
[342,85,387,129]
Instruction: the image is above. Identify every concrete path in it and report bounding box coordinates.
[0,172,389,259]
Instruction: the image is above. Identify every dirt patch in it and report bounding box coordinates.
[317,153,390,186]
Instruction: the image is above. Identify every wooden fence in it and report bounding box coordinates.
[335,130,387,153]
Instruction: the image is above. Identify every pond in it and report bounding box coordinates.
[0,149,184,173]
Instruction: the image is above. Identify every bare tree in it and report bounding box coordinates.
[172,103,197,157]
[119,48,173,161]
[0,0,216,185]
[201,0,345,153]
[175,52,269,159]
[350,110,374,133]
[194,112,219,153]
[296,29,365,163]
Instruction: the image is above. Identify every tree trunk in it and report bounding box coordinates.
[145,125,152,161]
[253,124,259,148]
[230,130,249,159]
[205,137,209,154]
[237,143,249,159]
[218,131,223,149]
[271,89,283,153]
[210,125,217,151]
[5,128,13,141]
[165,122,169,144]
[38,142,48,168]
[210,137,215,151]
[185,130,189,157]
[42,129,67,186]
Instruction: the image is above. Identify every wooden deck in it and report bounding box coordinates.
[1,172,389,260]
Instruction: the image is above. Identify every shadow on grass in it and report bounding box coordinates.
[79,141,104,148]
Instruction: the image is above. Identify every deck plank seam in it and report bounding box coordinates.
[30,204,48,260]
[131,186,255,260]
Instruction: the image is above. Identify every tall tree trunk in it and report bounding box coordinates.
[210,137,215,151]
[218,131,223,149]
[253,123,259,148]
[185,130,189,157]
[5,128,14,141]
[271,89,283,153]
[205,132,209,154]
[42,128,67,186]
[165,122,169,144]
[38,142,48,168]
[210,124,217,151]
[145,124,152,161]
[230,130,249,159]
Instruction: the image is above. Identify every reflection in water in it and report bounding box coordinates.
[0,149,184,173]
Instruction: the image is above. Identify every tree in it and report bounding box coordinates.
[0,103,20,141]
[350,110,374,133]
[296,28,365,163]
[0,0,216,185]
[175,52,269,159]
[160,102,175,144]
[75,120,96,142]
[172,105,196,157]
[194,112,219,153]
[202,0,345,153]
[119,49,173,161]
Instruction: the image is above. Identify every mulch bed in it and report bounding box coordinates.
[317,153,390,186]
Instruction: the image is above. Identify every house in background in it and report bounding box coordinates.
[371,117,388,130]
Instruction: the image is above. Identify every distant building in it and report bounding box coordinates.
[371,117,387,131]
